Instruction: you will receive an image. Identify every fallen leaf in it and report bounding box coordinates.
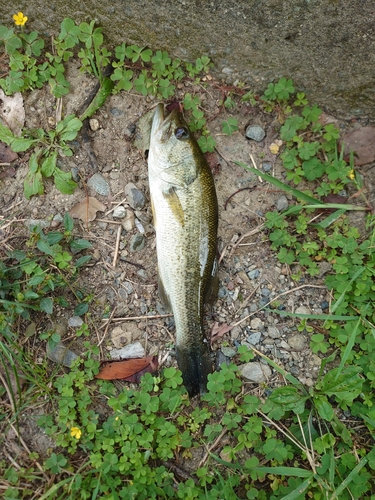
[95,355,158,381]
[342,127,375,166]
[69,196,106,223]
[0,142,18,163]
[0,90,25,136]
[210,322,233,344]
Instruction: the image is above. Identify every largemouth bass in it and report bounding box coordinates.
[148,103,218,396]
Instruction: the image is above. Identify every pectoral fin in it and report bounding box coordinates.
[163,187,185,227]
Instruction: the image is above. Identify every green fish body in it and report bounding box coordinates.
[148,104,218,396]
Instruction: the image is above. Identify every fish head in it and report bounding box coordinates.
[148,103,201,187]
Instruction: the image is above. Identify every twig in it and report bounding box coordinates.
[102,313,173,324]
[96,219,123,225]
[0,371,15,414]
[227,223,265,260]
[97,306,117,347]
[249,153,263,183]
[112,225,122,267]
[199,427,228,468]
[105,196,128,216]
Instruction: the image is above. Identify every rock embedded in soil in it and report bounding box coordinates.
[239,361,272,383]
[288,334,306,351]
[87,173,110,196]
[129,233,145,252]
[113,206,127,219]
[125,182,146,210]
[245,125,266,142]
[275,195,289,211]
[247,331,262,345]
[46,342,79,367]
[68,316,84,328]
[110,341,145,360]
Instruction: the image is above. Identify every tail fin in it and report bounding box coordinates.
[176,344,212,396]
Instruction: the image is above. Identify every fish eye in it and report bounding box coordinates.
[174,127,189,140]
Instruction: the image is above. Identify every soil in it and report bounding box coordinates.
[1,62,374,464]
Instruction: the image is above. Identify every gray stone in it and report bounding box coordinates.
[288,334,306,351]
[46,342,78,367]
[250,318,264,331]
[125,182,146,210]
[261,288,271,297]
[87,173,110,196]
[262,163,272,172]
[68,316,84,328]
[247,269,260,280]
[239,362,272,383]
[110,341,145,360]
[110,107,124,117]
[247,332,262,345]
[276,195,289,212]
[267,326,281,339]
[24,219,50,230]
[113,206,127,219]
[221,346,237,358]
[230,325,242,340]
[295,305,311,315]
[129,233,145,252]
[245,125,266,142]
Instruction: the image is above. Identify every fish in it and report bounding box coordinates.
[148,103,218,396]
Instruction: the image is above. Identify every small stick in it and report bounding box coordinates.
[199,427,228,468]
[250,153,263,183]
[105,196,128,216]
[112,225,122,267]
[96,219,123,225]
[97,306,117,347]
[102,313,173,323]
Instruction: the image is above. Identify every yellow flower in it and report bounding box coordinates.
[13,12,28,26]
[348,170,355,180]
[70,426,82,440]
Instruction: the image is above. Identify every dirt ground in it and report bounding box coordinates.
[1,62,374,461]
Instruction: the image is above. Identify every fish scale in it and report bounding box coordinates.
[148,103,218,396]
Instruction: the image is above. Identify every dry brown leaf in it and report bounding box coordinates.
[95,355,158,381]
[69,197,106,223]
[0,142,18,163]
[0,90,25,136]
[210,321,233,344]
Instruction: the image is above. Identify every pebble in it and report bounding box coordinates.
[113,206,127,219]
[245,125,266,142]
[276,195,289,211]
[46,342,78,367]
[247,269,260,280]
[267,326,281,338]
[288,334,306,351]
[89,118,100,131]
[129,233,145,252]
[295,305,311,315]
[230,325,242,340]
[125,182,146,210]
[122,282,134,294]
[247,332,262,345]
[110,107,124,117]
[68,316,84,328]
[87,173,110,196]
[261,288,271,297]
[122,210,135,231]
[221,346,237,358]
[24,219,50,230]
[110,342,145,360]
[321,301,329,310]
[239,362,272,383]
[250,318,264,331]
[262,162,272,172]
[134,218,145,234]
[216,351,231,369]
